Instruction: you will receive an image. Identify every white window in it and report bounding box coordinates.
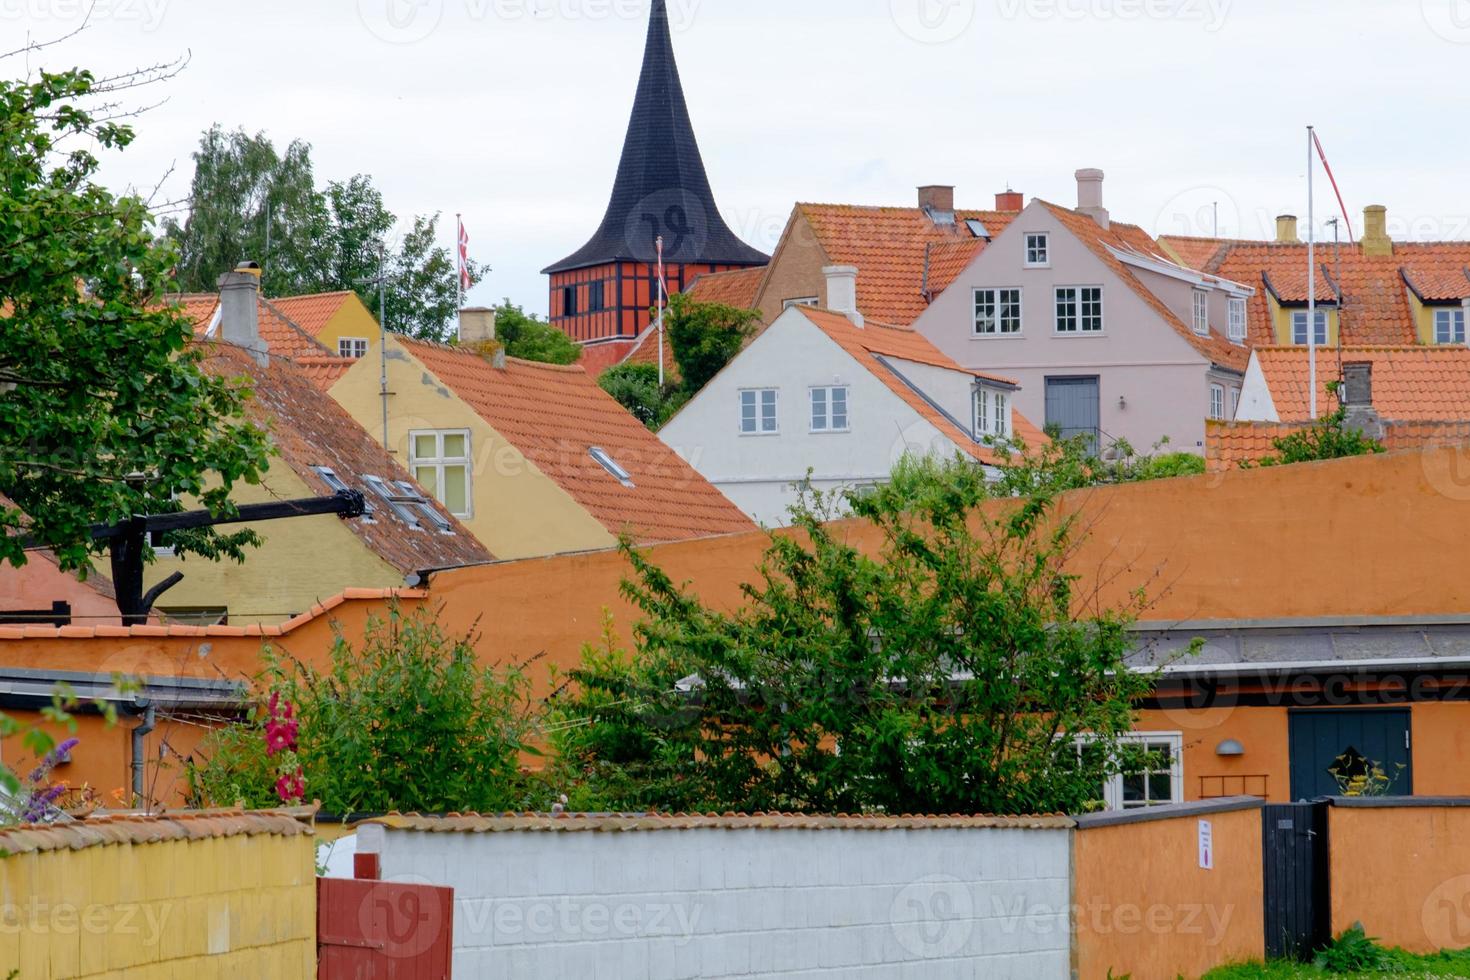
[1228,297,1248,342]
[974,288,1022,336]
[1209,383,1226,420]
[974,388,990,438]
[1292,310,1329,346]
[409,430,472,518]
[1025,233,1050,267]
[1229,387,1241,418]
[992,391,1011,439]
[1435,309,1467,345]
[740,389,779,435]
[1055,286,1103,333]
[339,337,369,359]
[783,297,819,310]
[1106,733,1184,811]
[810,386,849,432]
[1192,290,1210,335]
[974,387,1012,440]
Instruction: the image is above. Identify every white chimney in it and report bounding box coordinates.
[217,261,267,366]
[458,307,497,345]
[1076,168,1110,229]
[823,265,863,327]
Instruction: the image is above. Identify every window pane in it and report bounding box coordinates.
[811,388,827,430]
[831,388,848,429]
[442,465,469,515]
[414,466,438,498]
[414,434,438,460]
[1149,771,1173,802]
[442,434,468,459]
[1122,773,1145,802]
[761,390,777,431]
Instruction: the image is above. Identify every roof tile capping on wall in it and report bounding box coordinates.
[0,807,318,978]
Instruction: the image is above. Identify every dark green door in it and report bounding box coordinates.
[1288,709,1412,800]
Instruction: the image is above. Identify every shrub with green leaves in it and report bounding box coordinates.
[1312,923,1402,974]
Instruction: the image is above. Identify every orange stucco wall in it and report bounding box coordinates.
[1073,805,1265,979]
[1135,706,1292,803]
[1330,805,1470,953]
[0,555,120,626]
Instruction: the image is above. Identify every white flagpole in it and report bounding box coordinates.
[1307,127,1318,421]
[656,236,666,388]
[456,213,465,342]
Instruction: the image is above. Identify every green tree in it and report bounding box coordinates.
[664,293,759,393]
[597,363,686,428]
[550,456,1166,816]
[1250,396,1385,468]
[492,300,581,365]
[0,70,272,574]
[189,607,538,814]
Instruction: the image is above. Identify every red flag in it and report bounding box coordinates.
[1311,133,1354,242]
[457,218,472,293]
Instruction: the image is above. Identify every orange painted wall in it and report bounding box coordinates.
[1072,805,1265,979]
[1135,706,1291,803]
[0,555,120,626]
[1330,806,1470,953]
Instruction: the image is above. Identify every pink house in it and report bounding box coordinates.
[912,171,1254,455]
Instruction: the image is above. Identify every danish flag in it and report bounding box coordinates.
[457,217,472,294]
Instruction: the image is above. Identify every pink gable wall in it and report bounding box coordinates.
[1,554,121,626]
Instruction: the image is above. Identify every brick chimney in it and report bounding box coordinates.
[995,189,1024,211]
[1361,205,1393,257]
[458,307,497,345]
[1341,361,1385,440]
[823,265,863,328]
[217,261,267,366]
[1275,215,1300,243]
[918,185,955,226]
[1075,169,1109,229]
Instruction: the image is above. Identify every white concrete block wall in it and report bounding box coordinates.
[372,822,1072,980]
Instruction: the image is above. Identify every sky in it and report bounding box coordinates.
[13,0,1470,316]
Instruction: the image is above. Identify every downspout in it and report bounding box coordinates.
[131,701,156,806]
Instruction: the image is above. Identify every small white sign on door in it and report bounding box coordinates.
[1198,819,1214,870]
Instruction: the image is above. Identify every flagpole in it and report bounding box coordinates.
[656,236,666,388]
[456,213,465,342]
[1307,126,1318,421]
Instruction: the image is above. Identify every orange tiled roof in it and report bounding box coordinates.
[360,811,1074,834]
[399,339,756,544]
[266,291,359,337]
[1207,418,1470,472]
[925,239,987,297]
[796,203,1019,325]
[1040,203,1249,373]
[618,328,681,382]
[0,808,315,853]
[798,308,1047,467]
[200,343,494,572]
[1253,346,1470,422]
[294,354,355,390]
[177,294,335,360]
[684,267,764,309]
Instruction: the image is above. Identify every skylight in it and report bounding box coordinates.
[311,466,375,522]
[363,475,421,529]
[393,479,455,534]
[589,447,635,488]
[966,219,990,239]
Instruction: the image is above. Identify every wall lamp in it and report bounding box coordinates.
[1215,739,1245,757]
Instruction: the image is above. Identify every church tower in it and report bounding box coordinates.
[542,0,768,367]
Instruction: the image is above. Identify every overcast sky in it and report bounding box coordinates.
[16,0,1470,315]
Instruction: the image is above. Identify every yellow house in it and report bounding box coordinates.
[267,290,382,360]
[327,333,755,561]
[143,273,491,626]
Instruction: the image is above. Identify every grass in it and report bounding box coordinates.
[1203,948,1470,978]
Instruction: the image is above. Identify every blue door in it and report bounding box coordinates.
[1287,709,1413,800]
[1045,376,1101,451]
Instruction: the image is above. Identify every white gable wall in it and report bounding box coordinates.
[659,309,974,527]
[1235,352,1281,422]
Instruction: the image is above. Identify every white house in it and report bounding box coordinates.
[659,268,1046,526]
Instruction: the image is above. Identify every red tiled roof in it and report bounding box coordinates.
[266,292,360,337]
[798,308,1047,466]
[1207,418,1470,472]
[360,812,1074,834]
[0,808,316,853]
[1040,203,1249,373]
[200,343,494,572]
[925,239,987,297]
[294,354,355,390]
[1402,266,1470,303]
[796,204,1019,325]
[178,294,335,360]
[398,339,756,544]
[684,267,764,309]
[1253,346,1470,422]
[1159,236,1230,271]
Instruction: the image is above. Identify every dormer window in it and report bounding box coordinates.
[1435,308,1466,345]
[1025,234,1050,268]
[1192,290,1209,335]
[1292,310,1329,346]
[974,387,1012,441]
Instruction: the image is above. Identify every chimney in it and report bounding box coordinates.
[823,265,863,328]
[1276,215,1300,244]
[995,189,1024,211]
[918,185,955,226]
[458,307,497,345]
[217,261,267,366]
[1361,205,1393,257]
[1340,361,1385,440]
[1075,169,1109,229]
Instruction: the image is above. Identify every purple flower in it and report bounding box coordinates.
[25,738,79,785]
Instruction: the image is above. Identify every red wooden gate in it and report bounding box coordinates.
[318,877,454,979]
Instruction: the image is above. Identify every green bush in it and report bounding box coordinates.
[1313,923,1402,974]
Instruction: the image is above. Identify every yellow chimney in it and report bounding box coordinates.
[1275,215,1300,244]
[1361,205,1393,257]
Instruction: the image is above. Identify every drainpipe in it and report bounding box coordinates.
[131,701,156,807]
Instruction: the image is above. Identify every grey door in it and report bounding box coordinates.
[1045,376,1101,451]
[1288,709,1413,801]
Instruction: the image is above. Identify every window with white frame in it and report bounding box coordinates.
[1079,733,1184,811]
[740,389,779,435]
[1292,310,1329,346]
[338,337,369,359]
[810,386,849,432]
[783,297,819,310]
[1192,290,1210,335]
[1435,308,1467,345]
[1055,286,1103,333]
[409,431,472,518]
[974,288,1022,336]
[1209,383,1226,421]
[974,388,990,438]
[1228,297,1248,342]
[1229,387,1241,419]
[974,387,1012,440]
[992,390,1010,439]
[1025,233,1050,267]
